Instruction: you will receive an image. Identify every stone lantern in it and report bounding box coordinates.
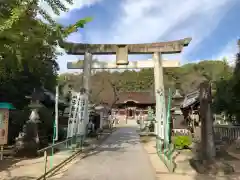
[26,89,43,143]
[15,89,44,157]
[172,89,184,111]
[171,89,185,131]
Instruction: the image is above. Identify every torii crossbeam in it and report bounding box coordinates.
[59,38,191,65]
[67,59,180,69]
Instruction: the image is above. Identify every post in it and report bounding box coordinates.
[50,120,56,169]
[166,88,172,146]
[153,52,166,148]
[200,82,216,160]
[0,146,3,160]
[43,151,48,180]
[54,85,59,141]
[82,52,92,136]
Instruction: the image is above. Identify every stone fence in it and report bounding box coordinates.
[214,125,240,142]
[172,125,240,142]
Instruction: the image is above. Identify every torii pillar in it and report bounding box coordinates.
[59,38,191,146]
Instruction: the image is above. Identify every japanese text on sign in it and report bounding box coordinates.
[0,111,8,145]
[67,92,80,138]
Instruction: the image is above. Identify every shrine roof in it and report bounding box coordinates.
[116,91,155,104]
[180,90,200,109]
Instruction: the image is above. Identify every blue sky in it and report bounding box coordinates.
[40,0,240,73]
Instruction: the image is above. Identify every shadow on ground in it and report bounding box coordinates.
[6,176,36,180]
[189,138,240,180]
[193,173,240,180]
[48,126,145,179]
[78,127,140,160]
[0,157,22,172]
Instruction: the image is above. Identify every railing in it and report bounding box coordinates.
[214,125,240,142]
[171,125,240,142]
[37,135,84,156]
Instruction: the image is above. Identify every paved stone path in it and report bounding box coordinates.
[61,126,157,180]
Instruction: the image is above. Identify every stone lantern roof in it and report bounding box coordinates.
[172,89,183,99]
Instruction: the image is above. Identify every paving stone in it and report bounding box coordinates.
[61,127,156,180]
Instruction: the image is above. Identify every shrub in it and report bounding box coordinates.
[172,135,192,150]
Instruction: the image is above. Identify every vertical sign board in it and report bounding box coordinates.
[0,110,8,145]
[67,92,80,138]
[76,93,87,135]
[72,97,80,136]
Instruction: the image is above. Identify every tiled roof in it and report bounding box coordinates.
[181,90,199,109]
[116,91,155,104]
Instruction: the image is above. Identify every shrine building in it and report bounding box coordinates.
[112,92,155,121]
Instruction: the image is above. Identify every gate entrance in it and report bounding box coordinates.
[60,37,191,145]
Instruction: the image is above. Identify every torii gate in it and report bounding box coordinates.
[59,38,191,146]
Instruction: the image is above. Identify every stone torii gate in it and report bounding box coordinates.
[59,38,191,145]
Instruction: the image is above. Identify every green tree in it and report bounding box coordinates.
[0,0,60,108]
[59,60,232,105]
[0,0,91,32]
[213,41,240,123]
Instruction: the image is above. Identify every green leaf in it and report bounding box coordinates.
[64,17,93,35]
[76,17,93,26]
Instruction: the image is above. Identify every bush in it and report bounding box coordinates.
[173,135,192,150]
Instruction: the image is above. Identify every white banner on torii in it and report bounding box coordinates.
[67,91,89,138]
[67,91,80,138]
[76,93,88,135]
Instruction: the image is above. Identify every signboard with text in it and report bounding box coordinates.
[0,110,8,145]
[67,92,80,138]
[76,94,87,135]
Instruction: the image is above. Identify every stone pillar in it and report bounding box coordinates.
[82,52,92,135]
[153,52,166,144]
[99,111,103,129]
[200,82,216,160]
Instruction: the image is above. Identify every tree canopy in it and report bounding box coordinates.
[213,42,240,122]
[0,0,91,109]
[59,60,233,106]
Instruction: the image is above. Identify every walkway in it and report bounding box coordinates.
[61,126,157,180]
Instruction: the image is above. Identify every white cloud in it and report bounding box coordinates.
[39,0,102,19]
[57,0,237,73]
[56,33,83,73]
[86,0,235,63]
[214,39,239,66]
[38,0,103,73]
[66,32,83,43]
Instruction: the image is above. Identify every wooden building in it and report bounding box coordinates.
[112,92,155,121]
